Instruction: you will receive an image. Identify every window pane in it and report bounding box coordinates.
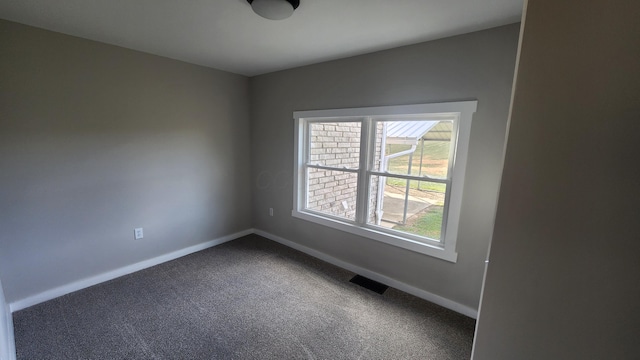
[306,168,358,221]
[309,122,361,168]
[373,121,452,179]
[368,176,446,241]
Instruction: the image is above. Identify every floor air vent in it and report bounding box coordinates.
[349,275,389,294]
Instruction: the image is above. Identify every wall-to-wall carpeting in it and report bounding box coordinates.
[14,235,475,359]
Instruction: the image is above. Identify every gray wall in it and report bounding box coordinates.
[250,24,520,310]
[472,0,640,358]
[0,20,251,303]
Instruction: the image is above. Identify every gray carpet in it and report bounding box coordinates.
[13,234,475,359]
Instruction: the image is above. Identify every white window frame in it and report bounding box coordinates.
[292,101,477,262]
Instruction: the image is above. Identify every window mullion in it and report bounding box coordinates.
[368,171,450,184]
[306,164,359,173]
[355,118,372,225]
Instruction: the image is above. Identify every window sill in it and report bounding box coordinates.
[291,210,458,263]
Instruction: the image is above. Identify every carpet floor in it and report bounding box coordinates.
[13,234,475,359]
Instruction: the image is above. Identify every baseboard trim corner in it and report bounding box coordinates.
[2,307,15,360]
[0,279,16,360]
[253,228,478,319]
[9,229,254,313]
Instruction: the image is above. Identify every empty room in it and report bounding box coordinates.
[1,1,638,359]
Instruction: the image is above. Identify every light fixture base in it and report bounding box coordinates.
[247,0,300,20]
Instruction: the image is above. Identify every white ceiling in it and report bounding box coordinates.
[0,0,523,76]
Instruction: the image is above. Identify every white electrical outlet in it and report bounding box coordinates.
[134,228,144,240]
[269,208,274,216]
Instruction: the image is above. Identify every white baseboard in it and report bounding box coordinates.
[2,308,15,360]
[253,229,478,319]
[4,226,476,360]
[9,229,253,313]
[9,227,478,320]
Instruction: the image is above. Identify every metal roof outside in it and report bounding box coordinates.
[385,121,453,144]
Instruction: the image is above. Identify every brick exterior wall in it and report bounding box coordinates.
[306,122,382,221]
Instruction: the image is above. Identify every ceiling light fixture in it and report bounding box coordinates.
[247,0,300,20]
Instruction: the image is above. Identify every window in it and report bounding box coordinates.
[293,102,476,262]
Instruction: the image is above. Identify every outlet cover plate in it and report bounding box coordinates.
[134,228,144,240]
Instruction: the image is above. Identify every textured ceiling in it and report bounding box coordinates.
[0,0,523,76]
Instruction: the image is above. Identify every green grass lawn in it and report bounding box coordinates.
[387,141,450,171]
[393,206,443,240]
[385,141,450,193]
[384,140,448,239]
